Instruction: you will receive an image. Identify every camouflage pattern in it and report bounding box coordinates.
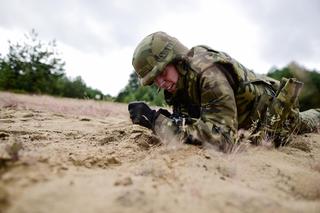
[154,46,320,147]
[133,33,320,148]
[260,78,303,146]
[153,45,279,145]
[299,109,320,133]
[132,31,188,86]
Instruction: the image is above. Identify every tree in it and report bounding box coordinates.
[0,29,65,94]
[0,29,107,100]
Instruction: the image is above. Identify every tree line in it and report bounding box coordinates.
[0,30,106,100]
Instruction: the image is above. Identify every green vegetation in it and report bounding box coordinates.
[115,72,166,106]
[267,62,320,111]
[0,30,105,100]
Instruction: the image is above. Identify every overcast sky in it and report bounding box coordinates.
[0,0,319,96]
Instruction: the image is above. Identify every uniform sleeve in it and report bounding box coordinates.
[153,65,238,148]
[199,65,238,142]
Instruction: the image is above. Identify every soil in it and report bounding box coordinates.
[0,92,319,213]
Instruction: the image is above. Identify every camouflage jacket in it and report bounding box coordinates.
[154,45,280,147]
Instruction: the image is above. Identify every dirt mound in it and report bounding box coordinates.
[0,92,320,213]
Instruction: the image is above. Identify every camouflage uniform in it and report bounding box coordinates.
[132,32,320,148]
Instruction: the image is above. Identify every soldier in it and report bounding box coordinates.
[128,31,320,151]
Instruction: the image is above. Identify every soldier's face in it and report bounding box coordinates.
[154,64,179,93]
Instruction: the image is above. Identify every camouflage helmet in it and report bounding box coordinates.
[132,31,189,85]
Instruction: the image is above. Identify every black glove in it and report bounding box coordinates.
[128,102,157,129]
[157,108,172,118]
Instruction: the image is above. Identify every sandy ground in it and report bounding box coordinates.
[0,91,320,213]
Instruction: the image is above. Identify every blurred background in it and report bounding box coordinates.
[0,0,319,110]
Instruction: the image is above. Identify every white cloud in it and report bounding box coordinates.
[1,0,320,96]
[60,43,133,96]
[145,0,268,73]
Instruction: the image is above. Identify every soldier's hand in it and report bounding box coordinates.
[128,102,157,129]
